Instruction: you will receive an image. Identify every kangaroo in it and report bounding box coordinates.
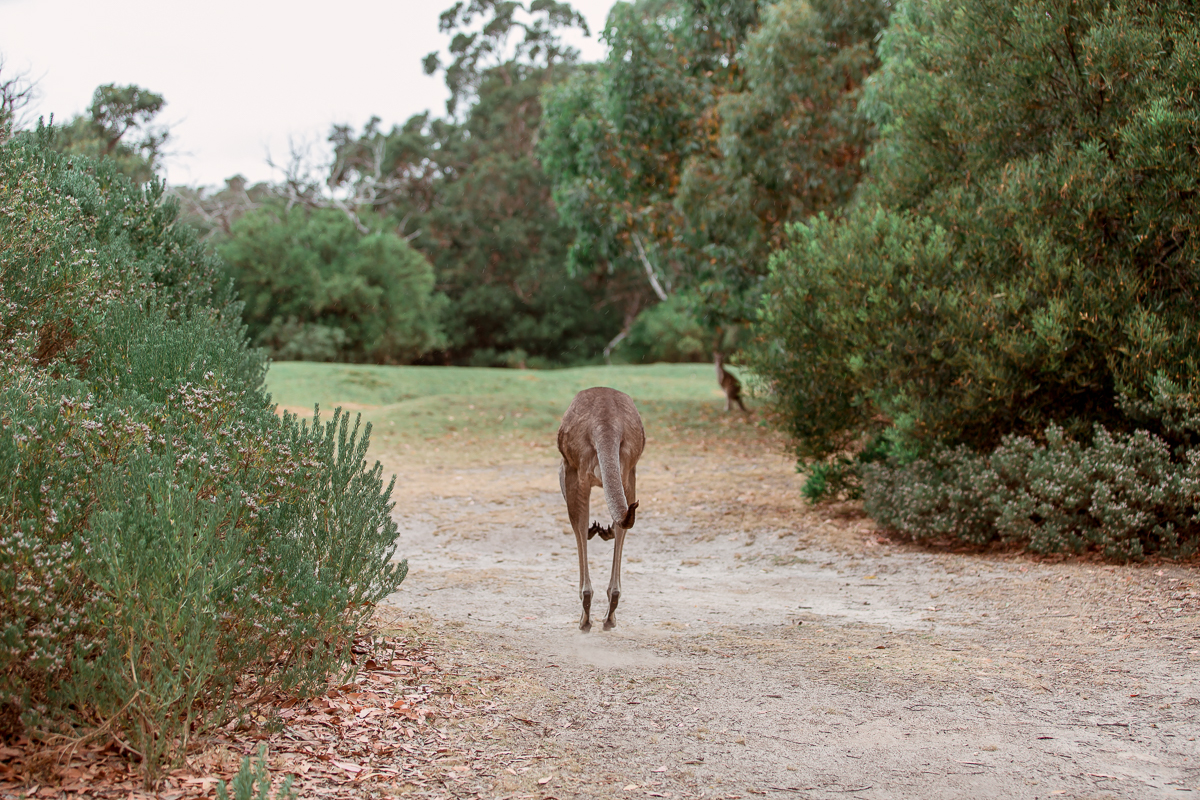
[715,352,749,413]
[557,387,645,632]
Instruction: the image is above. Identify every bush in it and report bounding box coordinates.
[219,205,444,364]
[754,0,1200,553]
[863,382,1200,559]
[0,129,406,774]
[613,295,709,364]
[217,744,295,800]
[862,445,1002,547]
[436,275,620,369]
[754,0,1200,459]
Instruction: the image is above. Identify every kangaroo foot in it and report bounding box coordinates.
[588,521,614,541]
[580,590,593,632]
[603,590,620,630]
[620,501,638,529]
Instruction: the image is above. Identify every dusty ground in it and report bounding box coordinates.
[380,425,1200,800]
[4,405,1196,800]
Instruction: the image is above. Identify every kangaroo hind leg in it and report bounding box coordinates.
[561,462,593,632]
[603,468,636,631]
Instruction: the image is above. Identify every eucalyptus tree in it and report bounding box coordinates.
[328,0,628,366]
[540,0,889,355]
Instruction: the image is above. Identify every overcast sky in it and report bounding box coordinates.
[0,0,615,187]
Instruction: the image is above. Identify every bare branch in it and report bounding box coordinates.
[266,137,370,232]
[168,177,261,241]
[631,232,669,302]
[603,304,642,365]
[0,57,38,136]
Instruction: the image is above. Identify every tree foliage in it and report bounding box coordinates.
[682,0,888,321]
[323,1,634,367]
[756,0,1200,463]
[751,0,1200,556]
[539,0,888,340]
[424,0,589,116]
[45,83,170,182]
[219,204,445,363]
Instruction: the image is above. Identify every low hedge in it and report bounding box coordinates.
[863,380,1200,559]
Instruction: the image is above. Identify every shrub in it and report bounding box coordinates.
[614,295,709,364]
[863,383,1200,559]
[437,275,619,369]
[862,445,1002,547]
[0,128,406,774]
[218,745,296,800]
[754,0,1200,553]
[754,0,1200,458]
[219,205,444,364]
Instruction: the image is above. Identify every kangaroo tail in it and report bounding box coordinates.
[596,429,637,529]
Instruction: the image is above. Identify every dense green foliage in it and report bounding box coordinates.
[539,0,888,338]
[315,1,634,367]
[182,0,807,368]
[217,744,296,800]
[864,380,1200,560]
[618,294,709,364]
[0,130,405,769]
[753,0,1200,556]
[218,204,444,363]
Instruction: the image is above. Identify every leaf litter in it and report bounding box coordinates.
[0,608,549,799]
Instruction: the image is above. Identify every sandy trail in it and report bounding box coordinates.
[381,440,1200,800]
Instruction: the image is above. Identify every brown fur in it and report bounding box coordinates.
[715,352,749,413]
[557,387,645,631]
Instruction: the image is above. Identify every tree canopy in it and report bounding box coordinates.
[46,83,170,182]
[319,0,634,367]
[219,204,445,363]
[756,0,1200,461]
[539,0,889,346]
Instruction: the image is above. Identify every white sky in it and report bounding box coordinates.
[0,0,615,187]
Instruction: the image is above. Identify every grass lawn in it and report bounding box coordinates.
[266,362,777,466]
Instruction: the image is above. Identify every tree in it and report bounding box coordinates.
[326,0,632,367]
[171,174,274,243]
[539,0,888,355]
[219,204,445,363]
[678,0,888,325]
[0,56,36,138]
[47,83,169,182]
[540,0,752,352]
[755,0,1200,461]
[423,0,589,117]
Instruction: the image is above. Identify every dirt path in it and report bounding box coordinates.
[382,441,1200,800]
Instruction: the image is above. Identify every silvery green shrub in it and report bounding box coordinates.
[0,128,406,774]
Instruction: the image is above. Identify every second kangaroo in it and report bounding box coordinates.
[715,352,749,413]
[557,387,645,631]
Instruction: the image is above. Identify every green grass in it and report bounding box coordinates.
[266,362,725,408]
[265,363,766,462]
